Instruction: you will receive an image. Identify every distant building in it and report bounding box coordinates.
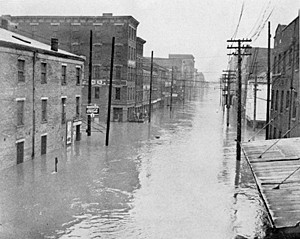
[243,47,271,128]
[144,54,197,101]
[142,58,170,111]
[270,14,300,139]
[135,37,146,117]
[0,28,84,170]
[1,13,143,122]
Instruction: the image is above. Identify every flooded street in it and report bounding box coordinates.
[0,84,270,239]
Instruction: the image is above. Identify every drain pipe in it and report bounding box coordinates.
[32,51,36,159]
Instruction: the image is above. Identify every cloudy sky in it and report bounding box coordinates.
[0,0,299,81]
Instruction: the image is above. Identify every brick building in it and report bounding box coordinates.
[1,13,142,122]
[135,37,146,117]
[242,47,271,128]
[144,54,196,101]
[270,14,299,139]
[0,28,85,170]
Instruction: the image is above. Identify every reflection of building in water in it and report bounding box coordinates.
[0,28,84,170]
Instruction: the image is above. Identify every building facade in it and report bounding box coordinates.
[270,14,299,139]
[242,47,270,128]
[0,28,84,170]
[144,54,197,101]
[1,13,142,122]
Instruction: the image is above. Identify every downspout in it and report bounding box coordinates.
[32,51,36,159]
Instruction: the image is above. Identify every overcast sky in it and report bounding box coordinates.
[0,0,299,81]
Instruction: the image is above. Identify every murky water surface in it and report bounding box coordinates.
[0,84,270,239]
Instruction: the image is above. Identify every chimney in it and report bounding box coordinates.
[102,13,113,17]
[51,38,58,51]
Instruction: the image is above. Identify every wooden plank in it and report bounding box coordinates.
[241,137,300,230]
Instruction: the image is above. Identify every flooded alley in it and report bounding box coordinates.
[0,84,270,239]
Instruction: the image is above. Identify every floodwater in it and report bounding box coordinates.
[0,83,270,239]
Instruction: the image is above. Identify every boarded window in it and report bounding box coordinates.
[76,67,81,85]
[18,59,25,82]
[93,65,101,79]
[115,88,121,100]
[41,99,47,122]
[41,62,47,83]
[61,65,67,85]
[17,100,24,126]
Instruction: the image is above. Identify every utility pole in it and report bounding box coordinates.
[223,70,235,127]
[266,21,271,139]
[253,62,258,130]
[87,30,93,136]
[227,38,252,161]
[148,51,153,123]
[170,66,174,111]
[105,37,115,146]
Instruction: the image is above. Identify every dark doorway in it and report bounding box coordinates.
[16,141,24,164]
[41,135,47,155]
[113,108,123,122]
[76,125,81,141]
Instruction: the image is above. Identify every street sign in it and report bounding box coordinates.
[86,105,99,115]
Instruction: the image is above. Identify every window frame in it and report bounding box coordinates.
[18,59,25,82]
[17,100,25,126]
[61,65,67,85]
[41,99,47,123]
[41,62,47,84]
[76,67,81,85]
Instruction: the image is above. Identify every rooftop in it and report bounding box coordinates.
[0,28,85,61]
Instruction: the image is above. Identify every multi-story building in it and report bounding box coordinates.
[270,14,299,139]
[145,54,196,101]
[0,28,85,170]
[1,13,142,122]
[135,37,146,117]
[242,47,270,128]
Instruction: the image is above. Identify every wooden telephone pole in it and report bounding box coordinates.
[223,70,236,127]
[227,38,252,161]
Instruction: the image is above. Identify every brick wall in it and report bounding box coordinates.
[6,15,140,122]
[0,45,84,170]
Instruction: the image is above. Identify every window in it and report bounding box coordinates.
[280,91,284,113]
[41,99,47,122]
[41,62,47,83]
[289,49,292,66]
[61,98,66,124]
[274,90,278,111]
[76,97,80,117]
[93,65,101,79]
[273,56,277,74]
[116,66,121,79]
[94,87,100,99]
[76,67,81,85]
[17,100,25,126]
[283,52,286,74]
[115,87,121,100]
[61,65,67,85]
[286,90,290,109]
[18,59,25,82]
[278,54,281,73]
[271,90,274,109]
[292,91,297,119]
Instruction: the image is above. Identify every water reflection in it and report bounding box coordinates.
[0,84,271,239]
